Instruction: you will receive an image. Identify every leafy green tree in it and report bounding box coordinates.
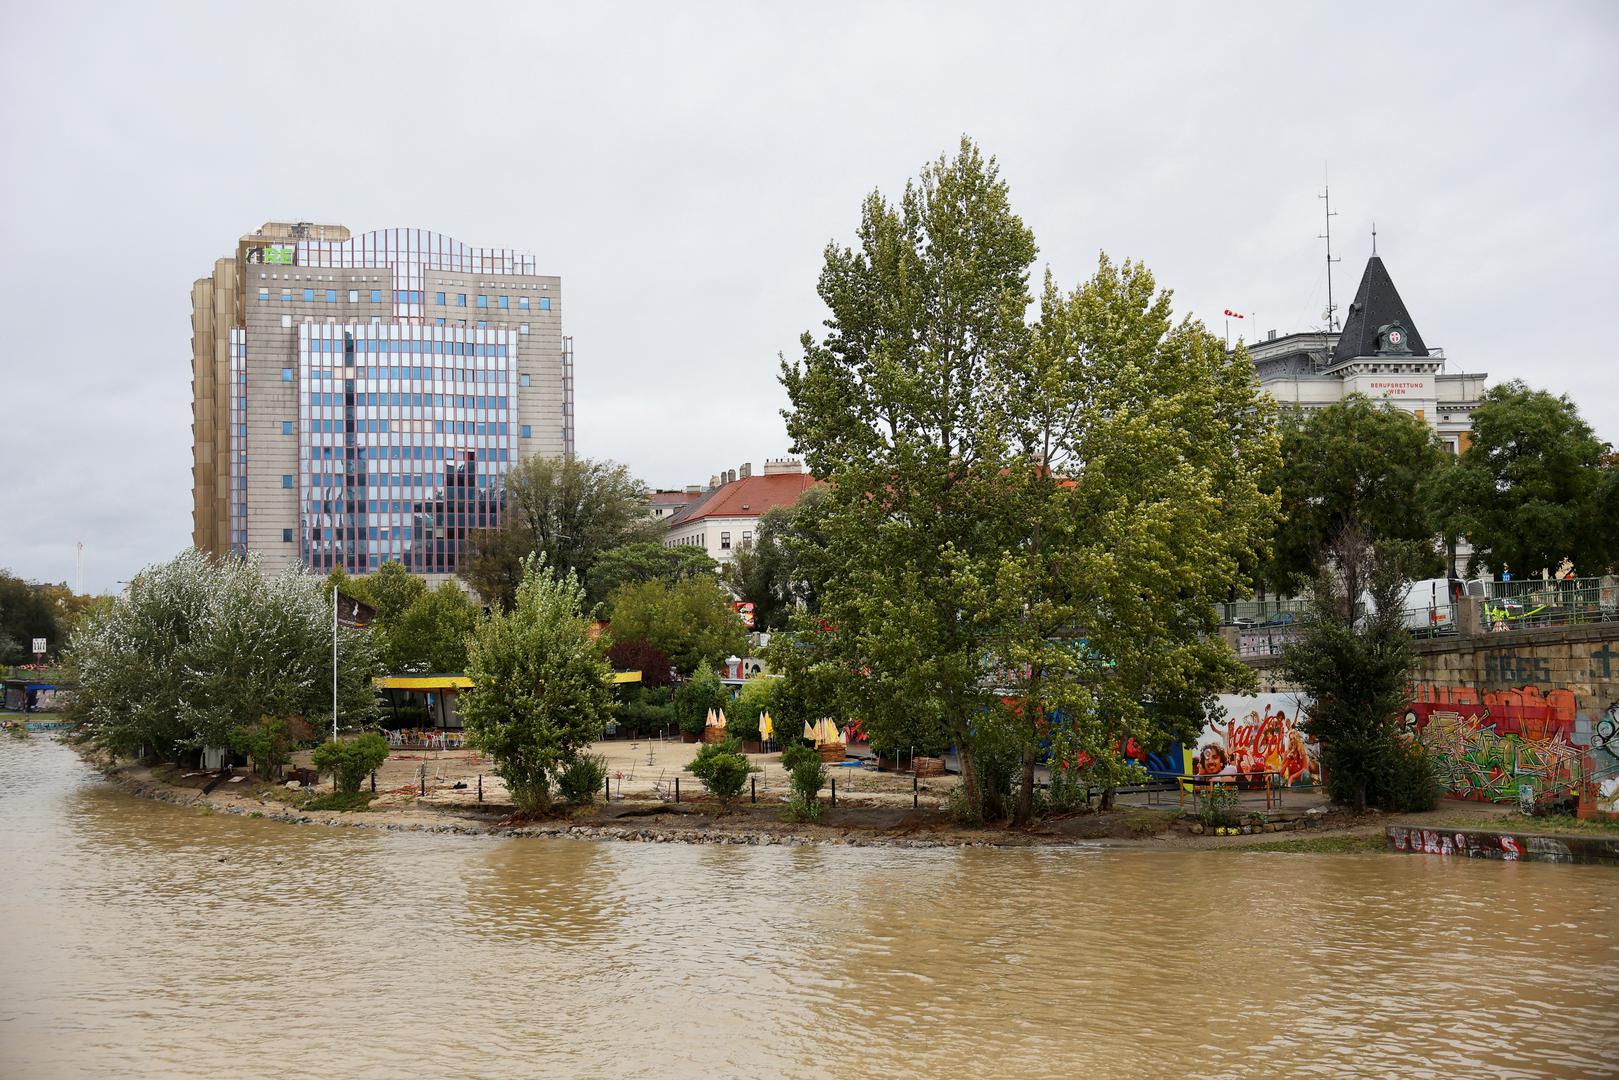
[979,257,1278,821]
[460,456,658,608]
[606,575,746,676]
[312,732,391,794]
[230,716,298,780]
[363,560,427,626]
[1280,527,1421,813]
[673,666,729,738]
[1265,396,1449,593]
[0,571,63,664]
[1433,380,1618,575]
[727,675,779,741]
[381,581,480,672]
[779,137,1038,810]
[722,487,830,631]
[460,555,615,814]
[586,541,718,608]
[66,551,379,759]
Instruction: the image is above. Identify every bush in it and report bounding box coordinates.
[312,732,391,794]
[674,667,728,738]
[685,739,756,804]
[784,756,827,821]
[780,742,818,774]
[558,753,609,804]
[1194,784,1241,828]
[229,716,298,781]
[1382,738,1443,812]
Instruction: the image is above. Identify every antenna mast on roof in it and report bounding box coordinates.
[1318,182,1341,332]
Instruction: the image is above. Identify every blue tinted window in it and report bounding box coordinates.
[282,421,294,435]
[325,289,337,303]
[498,295,509,310]
[539,297,551,311]
[281,367,293,381]
[281,474,294,489]
[282,528,294,543]
[371,289,382,303]
[519,296,530,309]
[302,288,315,302]
[477,295,488,308]
[281,290,292,301]
[519,374,531,387]
[435,292,445,305]
[521,425,532,438]
[456,293,467,306]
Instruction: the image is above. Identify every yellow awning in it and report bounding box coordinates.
[612,671,643,684]
[374,675,474,690]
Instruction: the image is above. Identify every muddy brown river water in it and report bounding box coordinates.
[2,736,1617,1078]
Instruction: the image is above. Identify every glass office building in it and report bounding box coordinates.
[194,223,571,580]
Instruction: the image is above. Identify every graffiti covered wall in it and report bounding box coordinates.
[1401,632,1619,815]
[1405,685,1586,803]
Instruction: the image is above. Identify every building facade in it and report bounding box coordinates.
[191,223,572,578]
[1246,254,1486,454]
[662,459,817,563]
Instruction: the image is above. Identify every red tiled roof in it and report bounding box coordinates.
[648,490,693,505]
[665,472,818,527]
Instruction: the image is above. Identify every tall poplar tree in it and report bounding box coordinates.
[781,137,1036,808]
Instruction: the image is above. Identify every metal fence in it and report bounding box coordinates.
[1478,576,1619,632]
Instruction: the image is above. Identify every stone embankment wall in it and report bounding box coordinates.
[1237,601,1619,817]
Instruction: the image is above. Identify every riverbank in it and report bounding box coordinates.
[71,742,1564,854]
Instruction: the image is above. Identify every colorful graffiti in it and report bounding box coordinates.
[1406,685,1585,803]
[1593,702,1619,816]
[1193,694,1320,787]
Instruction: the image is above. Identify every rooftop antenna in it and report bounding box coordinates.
[75,541,84,596]
[1318,180,1341,332]
[1371,221,1378,256]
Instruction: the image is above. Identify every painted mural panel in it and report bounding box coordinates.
[1198,693,1320,787]
[1406,685,1586,803]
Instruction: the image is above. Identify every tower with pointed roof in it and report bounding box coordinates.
[1245,252,1486,457]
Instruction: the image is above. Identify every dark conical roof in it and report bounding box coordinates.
[1330,255,1429,364]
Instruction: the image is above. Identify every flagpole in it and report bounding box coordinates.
[332,585,339,742]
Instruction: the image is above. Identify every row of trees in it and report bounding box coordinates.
[0,571,103,665]
[1267,384,1618,593]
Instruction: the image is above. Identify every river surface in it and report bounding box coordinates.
[3,737,1618,1079]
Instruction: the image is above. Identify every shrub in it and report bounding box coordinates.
[780,742,818,774]
[784,756,827,821]
[1046,766,1091,813]
[1194,784,1241,828]
[1382,738,1443,812]
[685,739,756,804]
[674,667,728,738]
[312,732,391,794]
[558,753,609,804]
[229,716,298,781]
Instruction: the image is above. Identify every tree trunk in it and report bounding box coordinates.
[1015,745,1037,826]
[1100,787,1116,812]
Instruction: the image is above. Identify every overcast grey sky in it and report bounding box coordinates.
[2,1,1615,593]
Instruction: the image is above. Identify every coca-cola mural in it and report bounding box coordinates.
[1185,693,1320,787]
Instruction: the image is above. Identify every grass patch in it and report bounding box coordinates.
[1232,833,1388,854]
[301,791,376,812]
[1423,811,1619,836]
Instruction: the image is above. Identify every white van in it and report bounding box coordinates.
[1399,577,1483,633]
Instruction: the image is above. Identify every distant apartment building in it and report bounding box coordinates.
[1246,254,1486,454]
[191,222,573,578]
[663,459,817,562]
